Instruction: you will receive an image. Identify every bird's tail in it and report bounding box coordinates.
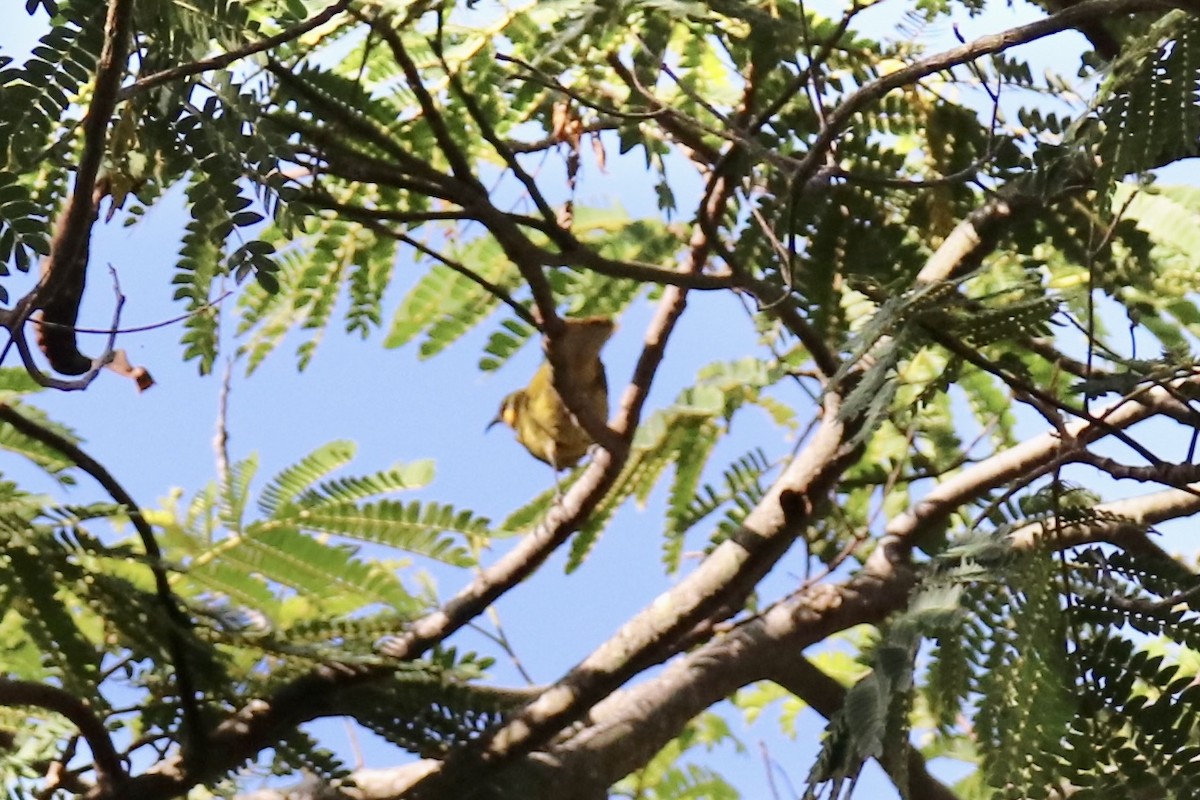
[559,316,616,363]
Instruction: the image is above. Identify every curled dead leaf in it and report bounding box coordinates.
[108,349,154,392]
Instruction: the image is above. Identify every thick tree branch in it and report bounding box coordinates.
[1008,487,1200,556]
[424,477,1200,800]
[229,569,926,800]
[118,340,1200,800]
[248,558,913,800]
[493,553,918,799]
[511,463,1200,798]
[915,195,1037,285]
[0,679,125,797]
[401,396,860,800]
[42,0,131,288]
[22,0,141,381]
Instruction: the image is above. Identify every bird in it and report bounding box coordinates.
[489,316,615,469]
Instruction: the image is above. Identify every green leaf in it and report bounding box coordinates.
[259,441,357,516]
[292,500,479,566]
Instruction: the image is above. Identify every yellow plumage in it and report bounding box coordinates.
[491,317,614,469]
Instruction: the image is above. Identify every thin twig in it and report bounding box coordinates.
[344,718,365,771]
[299,196,555,233]
[742,276,841,378]
[429,28,575,256]
[796,0,832,135]
[746,2,860,135]
[1072,451,1200,488]
[359,11,481,190]
[604,52,789,170]
[31,289,234,336]
[929,326,1174,475]
[472,606,537,686]
[215,355,234,497]
[36,736,85,800]
[117,0,352,100]
[359,218,538,328]
[788,0,1171,194]
[497,53,667,122]
[7,266,126,392]
[759,741,783,800]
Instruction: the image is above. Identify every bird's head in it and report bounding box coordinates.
[487,389,526,432]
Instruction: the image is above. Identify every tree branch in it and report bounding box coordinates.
[342,214,539,329]
[0,404,203,773]
[547,245,737,291]
[882,376,1200,551]
[788,0,1184,193]
[915,195,1037,285]
[26,0,138,380]
[1072,451,1200,488]
[117,353,1200,800]
[502,556,918,799]
[9,267,136,391]
[404,398,860,800]
[742,275,841,379]
[116,233,696,800]
[1008,487,1200,556]
[424,44,566,325]
[306,194,738,291]
[267,69,466,201]
[299,194,554,234]
[0,679,125,797]
[117,0,352,100]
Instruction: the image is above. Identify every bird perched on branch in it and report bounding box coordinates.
[489,316,615,469]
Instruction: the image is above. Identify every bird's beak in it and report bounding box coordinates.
[485,415,503,433]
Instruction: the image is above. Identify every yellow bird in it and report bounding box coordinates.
[490,316,615,469]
